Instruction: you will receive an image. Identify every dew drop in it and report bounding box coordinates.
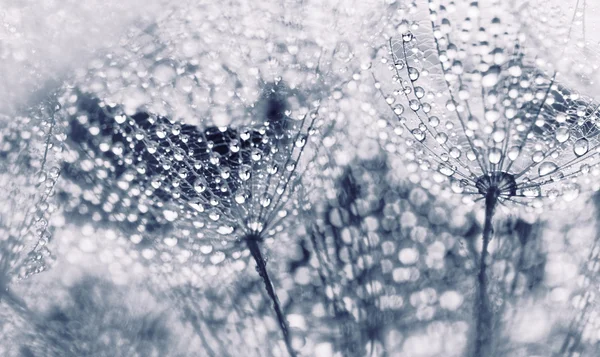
[239,165,252,181]
[574,138,589,156]
[435,133,448,144]
[482,65,501,87]
[295,135,307,148]
[555,127,570,143]
[393,105,405,115]
[411,129,426,142]
[408,67,420,81]
[538,162,558,177]
[488,148,502,164]
[217,226,234,235]
[409,99,421,111]
[428,116,440,127]
[163,209,179,222]
[194,179,207,193]
[508,146,520,160]
[439,164,455,177]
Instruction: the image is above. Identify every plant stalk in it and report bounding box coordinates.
[246,237,296,357]
[473,189,498,357]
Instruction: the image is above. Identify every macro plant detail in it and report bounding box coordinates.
[2,0,600,356]
[374,1,600,356]
[0,102,64,317]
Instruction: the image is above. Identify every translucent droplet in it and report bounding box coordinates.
[508,146,520,160]
[239,165,251,181]
[408,67,419,81]
[532,151,544,163]
[114,115,127,124]
[429,116,440,127]
[555,127,570,143]
[393,105,404,115]
[402,32,414,42]
[439,164,455,176]
[411,129,426,142]
[409,99,421,111]
[260,194,272,207]
[163,209,179,222]
[435,133,448,144]
[563,183,580,202]
[538,162,558,176]
[488,148,502,164]
[482,65,501,87]
[295,135,307,148]
[194,179,207,193]
[522,185,541,197]
[574,138,589,156]
[217,226,234,235]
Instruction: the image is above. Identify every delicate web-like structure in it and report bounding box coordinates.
[0,102,63,310]
[514,0,600,91]
[55,3,337,353]
[374,1,600,356]
[296,155,476,356]
[377,3,600,210]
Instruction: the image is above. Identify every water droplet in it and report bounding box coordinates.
[488,148,502,164]
[295,135,307,148]
[555,127,570,143]
[532,151,544,163]
[217,226,234,235]
[239,165,252,181]
[429,116,440,127]
[574,138,589,156]
[522,185,541,197]
[538,162,558,176]
[402,32,414,42]
[194,179,207,193]
[508,146,520,160]
[435,133,448,144]
[563,183,580,202]
[408,67,420,81]
[114,115,127,124]
[163,209,179,222]
[393,105,404,115]
[260,194,272,207]
[409,99,421,111]
[439,164,455,176]
[411,129,426,142]
[482,65,501,87]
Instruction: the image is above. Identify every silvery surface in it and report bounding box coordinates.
[1,1,599,357]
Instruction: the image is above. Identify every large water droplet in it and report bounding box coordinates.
[408,67,420,81]
[411,129,426,142]
[163,209,179,222]
[482,65,501,87]
[555,127,570,143]
[194,178,207,193]
[488,148,502,164]
[217,226,234,235]
[538,162,558,176]
[574,138,589,156]
[439,164,455,177]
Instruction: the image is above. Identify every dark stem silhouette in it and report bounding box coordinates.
[473,189,498,357]
[246,235,296,357]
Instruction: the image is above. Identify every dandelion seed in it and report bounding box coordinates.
[375,3,600,355]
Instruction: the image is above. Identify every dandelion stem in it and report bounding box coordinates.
[473,189,498,357]
[246,236,296,357]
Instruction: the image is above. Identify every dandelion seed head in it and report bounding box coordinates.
[376,2,600,211]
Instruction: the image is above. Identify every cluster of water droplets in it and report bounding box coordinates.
[0,102,64,283]
[374,0,600,210]
[292,155,476,356]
